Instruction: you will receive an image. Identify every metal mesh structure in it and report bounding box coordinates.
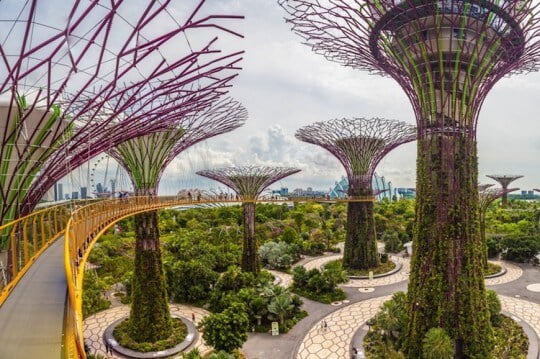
[109,97,248,195]
[0,0,245,220]
[196,166,301,200]
[197,166,300,273]
[280,0,540,135]
[486,174,523,206]
[295,118,416,193]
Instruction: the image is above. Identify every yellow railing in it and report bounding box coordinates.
[62,194,377,358]
[0,199,99,306]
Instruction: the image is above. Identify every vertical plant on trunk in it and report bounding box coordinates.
[280,0,539,356]
[197,166,301,273]
[295,118,415,270]
[109,98,247,342]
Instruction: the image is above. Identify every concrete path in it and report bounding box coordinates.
[0,239,66,358]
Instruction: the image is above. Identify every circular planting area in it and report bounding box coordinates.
[326,258,401,279]
[104,315,197,358]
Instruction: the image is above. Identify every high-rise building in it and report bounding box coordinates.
[80,187,88,199]
[56,183,63,202]
[71,191,79,200]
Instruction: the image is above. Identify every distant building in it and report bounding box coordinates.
[96,183,104,194]
[290,187,327,197]
[395,187,416,199]
[271,187,289,197]
[72,191,79,200]
[64,193,70,200]
[80,187,88,199]
[55,183,64,201]
[110,179,116,194]
[329,174,392,200]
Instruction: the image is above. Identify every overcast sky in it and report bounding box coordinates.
[55,0,540,195]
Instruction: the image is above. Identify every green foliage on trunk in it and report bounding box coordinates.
[128,210,172,343]
[405,135,492,358]
[343,200,380,270]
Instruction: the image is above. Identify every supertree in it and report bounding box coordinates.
[295,118,415,270]
[105,97,246,343]
[478,185,518,266]
[280,1,540,356]
[486,175,524,207]
[4,0,246,219]
[197,166,301,273]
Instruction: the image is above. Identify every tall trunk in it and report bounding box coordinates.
[241,202,259,273]
[405,134,492,358]
[480,212,488,268]
[343,175,379,270]
[128,208,171,342]
[501,191,509,208]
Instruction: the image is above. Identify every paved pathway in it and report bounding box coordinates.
[294,293,540,359]
[84,304,211,358]
[0,238,65,359]
[343,256,410,288]
[485,260,523,286]
[269,270,293,288]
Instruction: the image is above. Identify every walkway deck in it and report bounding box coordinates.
[0,239,66,358]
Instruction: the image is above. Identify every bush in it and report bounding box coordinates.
[201,303,250,353]
[182,348,202,358]
[383,231,402,253]
[166,260,218,304]
[82,271,111,318]
[258,241,298,269]
[487,236,503,258]
[422,328,454,359]
[291,264,347,303]
[113,318,187,352]
[502,235,540,263]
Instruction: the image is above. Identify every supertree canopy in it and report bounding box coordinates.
[295,118,415,269]
[478,185,518,266]
[104,97,246,344]
[197,166,301,273]
[486,174,523,206]
[280,1,540,356]
[0,0,245,229]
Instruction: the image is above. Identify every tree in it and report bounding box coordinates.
[268,294,294,325]
[201,303,250,353]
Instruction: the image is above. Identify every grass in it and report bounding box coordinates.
[485,262,503,276]
[113,317,187,352]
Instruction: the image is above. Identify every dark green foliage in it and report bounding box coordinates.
[486,290,503,327]
[502,235,540,263]
[406,136,492,358]
[343,199,380,270]
[422,328,454,359]
[166,260,218,304]
[291,263,347,303]
[114,318,186,352]
[182,348,202,358]
[492,315,529,358]
[200,302,250,353]
[128,211,172,343]
[383,231,402,253]
[486,235,504,258]
[82,271,111,318]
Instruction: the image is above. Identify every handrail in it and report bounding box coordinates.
[58,195,376,358]
[0,199,101,306]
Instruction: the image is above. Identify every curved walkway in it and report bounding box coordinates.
[485,260,523,286]
[296,294,540,359]
[0,238,65,359]
[84,304,211,358]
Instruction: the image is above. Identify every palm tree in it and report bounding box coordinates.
[268,294,294,325]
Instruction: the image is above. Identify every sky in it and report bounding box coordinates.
[43,0,540,195]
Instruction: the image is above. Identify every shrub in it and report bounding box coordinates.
[486,236,503,258]
[165,259,218,304]
[422,328,454,359]
[258,241,297,269]
[82,271,111,318]
[201,303,250,353]
[291,264,347,303]
[502,235,540,263]
[182,348,202,358]
[383,231,402,253]
[113,318,187,352]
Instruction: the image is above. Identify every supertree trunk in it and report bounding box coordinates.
[242,202,259,273]
[480,212,488,268]
[128,189,171,342]
[343,177,379,270]
[406,134,491,358]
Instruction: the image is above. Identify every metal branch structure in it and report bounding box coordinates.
[296,118,415,269]
[280,0,540,356]
[109,97,247,195]
[0,0,245,227]
[486,175,524,207]
[478,186,518,266]
[197,166,301,273]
